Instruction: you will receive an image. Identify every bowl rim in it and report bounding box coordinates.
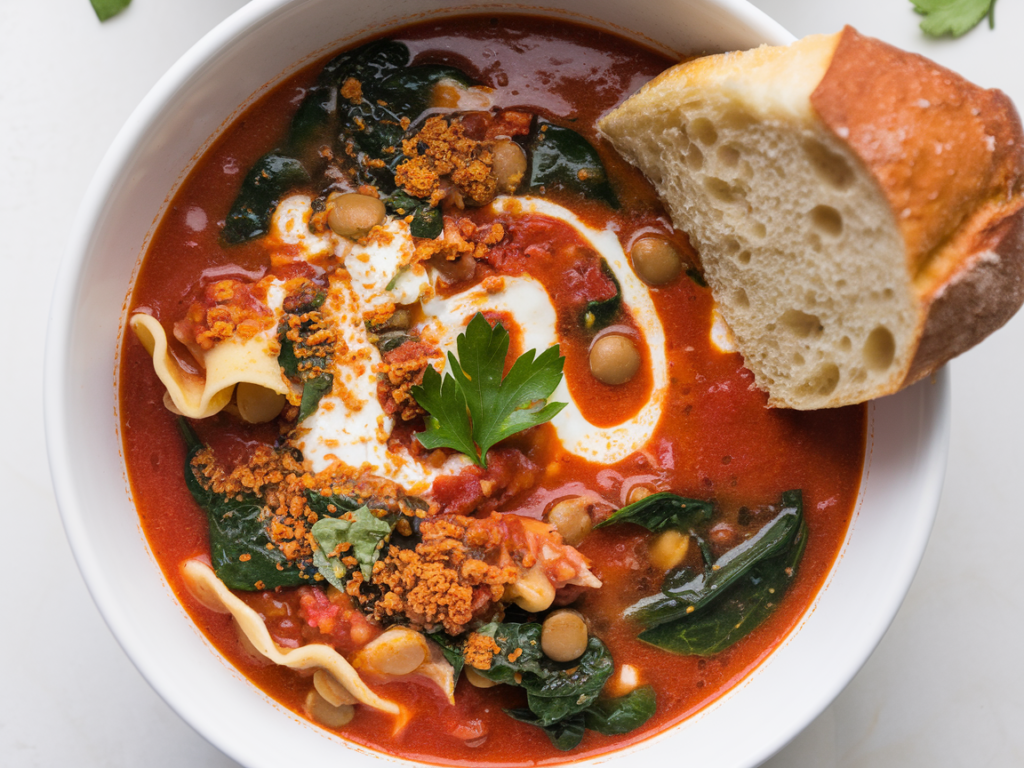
[44,1,949,766]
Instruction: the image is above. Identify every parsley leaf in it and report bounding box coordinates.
[911,0,996,37]
[411,313,566,467]
[90,0,131,21]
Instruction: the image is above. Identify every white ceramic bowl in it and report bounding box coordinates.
[44,1,950,766]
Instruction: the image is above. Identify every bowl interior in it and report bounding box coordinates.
[45,1,948,767]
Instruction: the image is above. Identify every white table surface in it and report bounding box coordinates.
[3,1,1022,766]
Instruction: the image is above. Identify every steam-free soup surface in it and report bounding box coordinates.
[121,15,865,765]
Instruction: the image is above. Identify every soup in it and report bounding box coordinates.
[120,15,865,765]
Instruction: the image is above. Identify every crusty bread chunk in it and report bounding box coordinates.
[599,26,1024,408]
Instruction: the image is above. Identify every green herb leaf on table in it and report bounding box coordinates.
[411,313,567,467]
[911,0,996,37]
[310,504,394,587]
[90,0,130,22]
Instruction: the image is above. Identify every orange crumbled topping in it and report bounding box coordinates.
[174,279,274,351]
[368,514,520,634]
[395,116,498,208]
[507,648,523,663]
[414,217,504,265]
[340,77,363,104]
[463,632,502,670]
[375,341,441,421]
[190,446,422,568]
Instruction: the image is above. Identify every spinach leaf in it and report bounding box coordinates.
[377,65,475,121]
[384,190,443,239]
[222,153,310,244]
[660,494,802,604]
[526,118,618,208]
[335,49,477,193]
[505,709,586,751]
[522,637,614,725]
[623,491,803,629]
[639,514,808,656]
[177,419,304,591]
[470,621,545,684]
[580,260,622,331]
[445,621,648,749]
[310,504,393,588]
[297,374,333,423]
[583,686,657,735]
[595,492,715,533]
[277,307,334,423]
[286,84,339,165]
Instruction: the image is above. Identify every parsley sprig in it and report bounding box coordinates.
[411,313,567,467]
[911,0,996,38]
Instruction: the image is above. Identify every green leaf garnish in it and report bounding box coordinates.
[90,0,130,22]
[310,505,394,586]
[411,313,566,467]
[911,0,996,37]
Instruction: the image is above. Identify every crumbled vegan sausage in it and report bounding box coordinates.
[396,116,499,207]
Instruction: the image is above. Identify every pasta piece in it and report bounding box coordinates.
[354,627,456,704]
[180,560,400,715]
[130,314,293,422]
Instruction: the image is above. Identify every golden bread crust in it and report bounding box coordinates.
[812,26,1024,389]
[811,27,1024,278]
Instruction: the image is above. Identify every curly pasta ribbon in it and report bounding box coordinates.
[181,560,400,715]
[130,314,291,422]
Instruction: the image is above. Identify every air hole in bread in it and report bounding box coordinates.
[839,335,852,352]
[883,288,895,300]
[723,237,741,255]
[705,177,741,204]
[810,205,843,237]
[734,288,750,308]
[720,108,755,130]
[718,144,740,167]
[804,139,854,189]
[799,363,840,398]
[749,221,766,239]
[793,352,805,366]
[863,326,896,370]
[687,145,704,170]
[737,250,751,265]
[780,309,823,338]
[690,117,718,145]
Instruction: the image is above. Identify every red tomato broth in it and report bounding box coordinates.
[119,14,866,767]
